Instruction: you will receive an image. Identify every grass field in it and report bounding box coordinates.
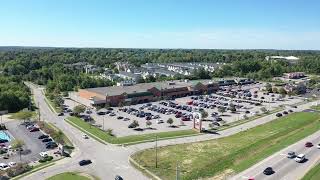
[311,105,320,111]
[132,112,320,180]
[47,172,93,180]
[44,94,62,113]
[302,164,320,180]
[66,116,199,145]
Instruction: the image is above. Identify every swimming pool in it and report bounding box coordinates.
[0,131,11,142]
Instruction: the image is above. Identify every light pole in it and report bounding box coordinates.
[103,115,105,131]
[176,162,180,180]
[155,135,158,168]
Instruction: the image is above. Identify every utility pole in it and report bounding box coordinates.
[176,163,180,180]
[155,135,158,168]
[38,102,41,121]
[103,115,105,131]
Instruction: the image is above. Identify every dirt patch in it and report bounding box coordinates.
[204,169,235,180]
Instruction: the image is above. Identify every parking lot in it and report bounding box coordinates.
[0,120,60,170]
[64,83,304,137]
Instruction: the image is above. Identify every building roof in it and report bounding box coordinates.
[83,80,214,97]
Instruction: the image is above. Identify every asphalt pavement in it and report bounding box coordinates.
[22,82,320,180]
[231,128,320,180]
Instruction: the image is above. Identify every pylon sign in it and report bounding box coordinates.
[193,112,202,131]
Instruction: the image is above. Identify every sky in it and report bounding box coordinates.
[0,0,320,49]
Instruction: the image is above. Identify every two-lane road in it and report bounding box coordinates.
[23,83,148,180]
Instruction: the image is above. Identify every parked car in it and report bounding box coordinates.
[115,175,124,180]
[38,134,49,139]
[42,138,53,143]
[317,143,320,149]
[46,143,58,149]
[263,167,274,175]
[8,162,16,167]
[276,113,282,117]
[305,142,313,147]
[79,159,92,166]
[123,118,130,121]
[58,112,64,116]
[283,111,288,115]
[109,113,116,116]
[0,163,9,171]
[30,127,40,132]
[117,116,124,120]
[156,119,164,124]
[97,111,106,115]
[39,152,48,157]
[294,154,305,163]
[287,151,296,158]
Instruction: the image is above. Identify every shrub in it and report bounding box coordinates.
[6,163,31,177]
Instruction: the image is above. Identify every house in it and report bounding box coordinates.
[84,64,100,74]
[116,71,142,82]
[284,72,305,79]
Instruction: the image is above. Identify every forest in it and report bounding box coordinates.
[1,47,320,112]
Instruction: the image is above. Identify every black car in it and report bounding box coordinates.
[117,116,124,120]
[97,111,106,115]
[58,112,64,116]
[46,143,58,149]
[46,141,57,146]
[79,159,92,166]
[263,167,274,175]
[42,138,53,143]
[283,111,288,115]
[115,175,123,180]
[276,113,283,117]
[38,134,49,139]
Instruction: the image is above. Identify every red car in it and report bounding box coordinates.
[305,142,313,147]
[186,101,193,105]
[181,116,190,121]
[30,127,40,132]
[175,114,181,118]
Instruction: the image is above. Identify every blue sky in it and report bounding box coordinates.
[0,0,319,49]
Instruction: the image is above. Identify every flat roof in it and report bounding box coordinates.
[83,80,216,97]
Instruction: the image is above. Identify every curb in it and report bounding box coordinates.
[129,155,162,180]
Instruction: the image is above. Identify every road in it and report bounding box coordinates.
[23,82,320,180]
[23,83,148,180]
[231,130,320,180]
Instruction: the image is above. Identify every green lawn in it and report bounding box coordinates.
[311,105,320,111]
[44,94,62,113]
[302,164,320,180]
[66,116,199,145]
[132,112,320,180]
[47,172,92,180]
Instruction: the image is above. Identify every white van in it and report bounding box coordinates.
[294,154,305,163]
[0,163,9,170]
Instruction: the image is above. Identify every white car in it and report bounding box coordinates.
[317,143,320,149]
[156,119,164,124]
[0,163,9,170]
[39,152,48,158]
[8,162,16,167]
[82,134,89,139]
[294,154,305,163]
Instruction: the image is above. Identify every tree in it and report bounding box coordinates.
[265,83,272,93]
[54,130,64,145]
[200,110,208,119]
[73,105,86,116]
[218,106,226,115]
[272,87,278,94]
[146,120,152,129]
[260,107,268,113]
[167,118,174,127]
[13,111,33,123]
[278,87,287,95]
[11,139,25,161]
[106,128,114,136]
[229,105,237,113]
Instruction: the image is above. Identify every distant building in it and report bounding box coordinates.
[265,56,299,64]
[284,72,305,79]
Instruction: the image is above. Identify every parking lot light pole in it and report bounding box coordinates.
[103,115,105,131]
[155,135,158,168]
